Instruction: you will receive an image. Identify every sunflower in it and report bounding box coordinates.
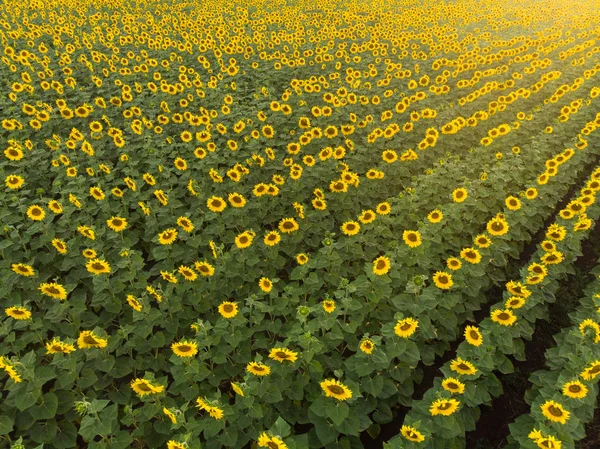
[487,216,509,236]
[442,377,465,394]
[231,382,245,397]
[450,358,477,375]
[581,361,600,381]
[247,361,271,376]
[279,217,299,234]
[541,251,564,265]
[320,379,352,401]
[48,200,63,214]
[474,234,492,248]
[506,296,526,309]
[52,238,68,254]
[269,347,299,363]
[491,309,517,326]
[235,231,255,249]
[5,175,25,189]
[446,258,462,271]
[172,340,198,358]
[130,378,165,397]
[5,306,32,320]
[296,253,309,265]
[176,216,194,232]
[163,407,177,424]
[427,209,443,223]
[26,205,45,221]
[526,188,539,200]
[464,325,483,346]
[178,265,198,281]
[433,271,453,290]
[358,209,376,224]
[372,256,391,275]
[45,338,76,355]
[126,295,142,312]
[218,301,239,319]
[323,300,336,313]
[82,249,97,259]
[86,258,111,275]
[540,400,570,424]
[505,196,521,211]
[452,188,468,203]
[107,216,127,232]
[341,221,361,236]
[360,339,375,354]
[400,425,425,443]
[89,186,105,201]
[11,263,35,277]
[39,282,67,301]
[394,317,419,338]
[206,196,227,213]
[161,271,178,284]
[264,231,281,246]
[195,261,215,277]
[403,230,422,248]
[77,330,108,349]
[430,398,460,416]
[376,202,391,215]
[228,192,246,208]
[562,380,587,399]
[259,277,273,293]
[158,228,178,245]
[257,433,288,449]
[460,247,481,264]
[77,225,96,240]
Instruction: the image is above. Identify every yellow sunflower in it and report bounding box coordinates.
[77,330,108,349]
[86,258,111,275]
[246,361,271,376]
[464,325,483,346]
[442,377,465,394]
[45,338,76,355]
[430,398,460,416]
[171,340,198,358]
[235,231,255,249]
[5,306,32,320]
[39,282,67,301]
[11,263,35,277]
[206,196,227,213]
[540,400,570,424]
[400,425,425,443]
[195,261,215,277]
[130,378,165,397]
[279,217,299,234]
[433,271,453,290]
[264,231,281,246]
[26,205,45,221]
[341,221,361,236]
[452,188,468,203]
[268,348,299,363]
[394,317,419,338]
[372,256,391,275]
[107,216,127,232]
[427,210,443,223]
[450,358,477,375]
[320,379,352,401]
[359,339,375,354]
[158,228,178,245]
[562,381,588,399]
[218,301,239,319]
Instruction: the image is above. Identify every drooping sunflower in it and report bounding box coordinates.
[158,228,178,245]
[107,216,127,232]
[130,378,165,397]
[320,379,352,401]
[581,361,600,381]
[433,271,453,290]
[430,398,460,416]
[394,317,419,338]
[400,425,425,443]
[279,217,299,234]
[77,225,96,240]
[269,347,299,363]
[178,265,198,281]
[26,205,45,221]
[45,338,76,355]
[246,361,271,376]
[403,230,422,248]
[39,282,67,301]
[5,306,32,320]
[126,295,142,312]
[163,407,177,424]
[52,238,68,254]
[450,358,478,375]
[464,325,483,346]
[341,221,361,236]
[460,247,482,264]
[427,209,443,223]
[442,377,465,394]
[177,216,194,232]
[257,433,288,449]
[86,258,111,275]
[171,340,198,358]
[77,330,108,349]
[195,261,215,277]
[11,263,35,277]
[452,188,468,203]
[161,271,178,284]
[540,400,570,424]
[218,301,239,319]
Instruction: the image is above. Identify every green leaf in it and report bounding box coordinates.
[270,416,292,438]
[0,416,13,435]
[30,392,59,420]
[327,401,349,427]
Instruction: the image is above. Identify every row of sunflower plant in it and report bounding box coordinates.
[503,258,600,449]
[384,164,600,448]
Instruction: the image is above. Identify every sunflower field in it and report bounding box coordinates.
[1,0,600,448]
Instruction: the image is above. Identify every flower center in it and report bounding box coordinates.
[327,385,345,395]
